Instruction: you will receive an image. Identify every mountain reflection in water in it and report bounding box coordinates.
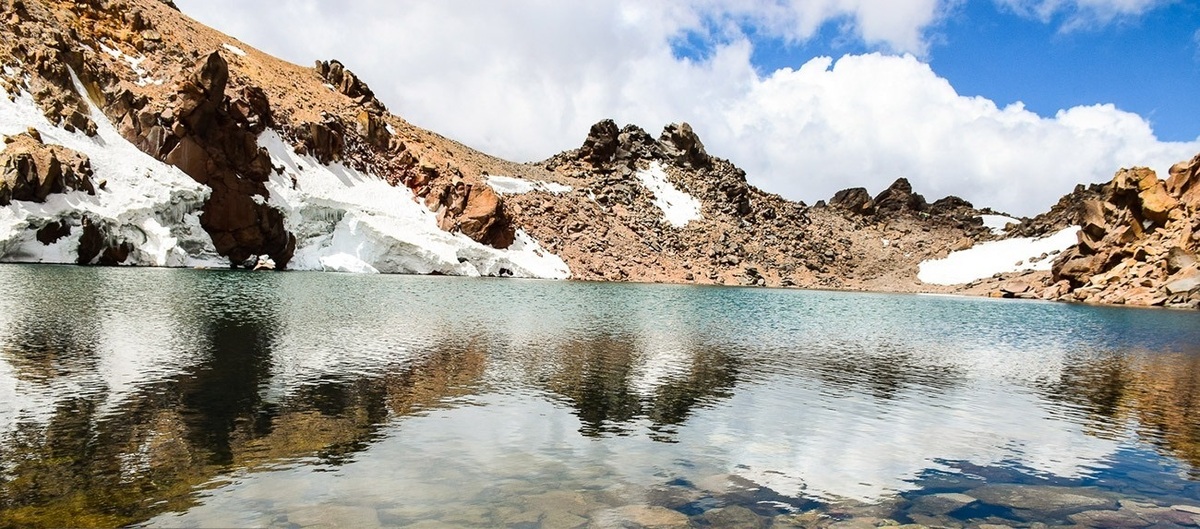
[0,265,1198,528]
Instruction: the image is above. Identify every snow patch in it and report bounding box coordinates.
[258,130,570,279]
[635,161,701,228]
[485,175,572,195]
[980,214,1019,235]
[99,42,162,86]
[221,43,247,57]
[918,226,1081,285]
[0,70,223,267]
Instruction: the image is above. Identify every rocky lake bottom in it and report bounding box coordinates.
[1,265,1199,528]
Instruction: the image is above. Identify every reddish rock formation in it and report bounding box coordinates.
[428,172,516,249]
[0,130,95,205]
[158,51,294,267]
[1049,162,1200,308]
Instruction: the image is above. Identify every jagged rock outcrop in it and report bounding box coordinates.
[0,130,95,205]
[315,59,386,114]
[161,51,294,267]
[826,181,987,236]
[873,178,929,217]
[1049,161,1200,308]
[829,187,875,215]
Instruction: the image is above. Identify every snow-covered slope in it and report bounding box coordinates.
[636,161,701,228]
[259,130,570,278]
[485,175,572,195]
[917,226,1080,285]
[0,73,569,278]
[0,72,223,267]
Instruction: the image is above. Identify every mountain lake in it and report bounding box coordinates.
[1,263,1199,528]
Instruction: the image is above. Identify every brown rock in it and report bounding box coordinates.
[0,132,95,205]
[580,119,621,165]
[1165,265,1200,295]
[1000,281,1032,296]
[1167,247,1198,274]
[1167,154,1200,208]
[1139,180,1179,225]
[873,178,928,217]
[164,135,213,184]
[658,122,709,168]
[1080,200,1108,241]
[459,184,515,248]
[829,187,876,215]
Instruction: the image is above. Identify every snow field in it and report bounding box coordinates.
[635,161,701,227]
[918,226,1080,285]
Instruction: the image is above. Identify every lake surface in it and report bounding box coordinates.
[1,264,1200,528]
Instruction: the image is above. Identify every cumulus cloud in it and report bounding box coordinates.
[174,0,1198,216]
[994,0,1169,30]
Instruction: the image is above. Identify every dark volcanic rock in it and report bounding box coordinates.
[580,119,621,166]
[658,122,710,169]
[829,187,875,215]
[873,177,928,217]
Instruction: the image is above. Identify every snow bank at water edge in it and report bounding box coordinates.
[259,130,571,278]
[485,175,572,195]
[918,226,1081,285]
[636,161,701,228]
[0,72,223,267]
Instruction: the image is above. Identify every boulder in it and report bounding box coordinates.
[829,187,875,215]
[658,122,709,168]
[460,184,515,248]
[1167,247,1198,274]
[1167,154,1200,208]
[1139,180,1178,225]
[927,195,975,217]
[1080,200,1108,241]
[0,131,95,205]
[873,178,928,217]
[1165,265,1200,295]
[580,119,621,165]
[162,52,294,267]
[967,484,1117,517]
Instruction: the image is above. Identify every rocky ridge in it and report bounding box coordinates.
[0,0,1196,308]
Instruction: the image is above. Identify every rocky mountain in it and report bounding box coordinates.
[1,0,1197,309]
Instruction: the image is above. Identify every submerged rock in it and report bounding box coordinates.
[967,484,1117,517]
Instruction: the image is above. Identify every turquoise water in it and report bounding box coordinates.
[0,264,1198,528]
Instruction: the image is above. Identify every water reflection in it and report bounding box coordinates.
[0,266,1198,528]
[545,334,739,440]
[1041,349,1200,474]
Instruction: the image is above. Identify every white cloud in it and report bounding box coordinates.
[994,0,1169,30]
[173,0,1199,217]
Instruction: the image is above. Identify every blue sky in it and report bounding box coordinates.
[684,0,1200,142]
[178,0,1200,215]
